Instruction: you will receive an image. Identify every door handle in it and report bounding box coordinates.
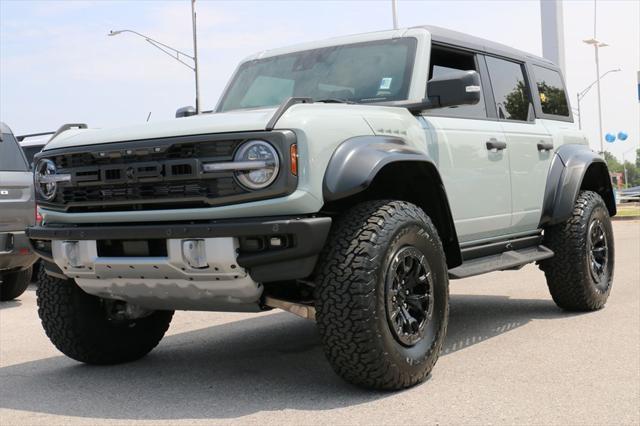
[537,141,554,151]
[486,138,507,151]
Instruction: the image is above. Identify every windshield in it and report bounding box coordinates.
[218,38,417,112]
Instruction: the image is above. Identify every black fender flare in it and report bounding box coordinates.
[540,144,616,226]
[322,135,461,267]
[323,136,433,201]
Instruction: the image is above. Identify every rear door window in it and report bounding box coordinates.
[485,56,532,121]
[0,133,29,171]
[532,65,570,117]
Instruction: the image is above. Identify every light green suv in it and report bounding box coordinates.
[28,26,616,390]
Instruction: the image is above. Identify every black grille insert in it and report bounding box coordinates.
[97,239,168,257]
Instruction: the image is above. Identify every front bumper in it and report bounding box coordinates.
[26,217,331,282]
[27,216,331,310]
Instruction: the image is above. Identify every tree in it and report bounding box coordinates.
[502,81,529,121]
[604,151,623,173]
[623,161,640,187]
[537,82,569,116]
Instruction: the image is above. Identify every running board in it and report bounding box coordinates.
[448,245,554,279]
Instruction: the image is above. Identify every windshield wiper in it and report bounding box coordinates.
[314,98,355,104]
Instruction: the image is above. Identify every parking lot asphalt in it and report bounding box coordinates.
[1,221,638,425]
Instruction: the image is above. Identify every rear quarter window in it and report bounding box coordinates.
[0,133,29,171]
[532,65,570,117]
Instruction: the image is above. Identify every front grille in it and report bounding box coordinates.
[52,139,239,169]
[36,131,297,213]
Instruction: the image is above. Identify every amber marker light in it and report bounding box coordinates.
[290,144,298,176]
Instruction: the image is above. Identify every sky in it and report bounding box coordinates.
[1,0,638,162]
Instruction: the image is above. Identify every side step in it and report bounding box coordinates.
[448,245,554,279]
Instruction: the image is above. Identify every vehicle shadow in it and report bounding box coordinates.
[0,284,37,310]
[0,294,579,420]
[0,300,22,309]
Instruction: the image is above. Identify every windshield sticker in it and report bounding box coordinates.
[379,77,392,90]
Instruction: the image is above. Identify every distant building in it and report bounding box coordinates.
[610,172,624,190]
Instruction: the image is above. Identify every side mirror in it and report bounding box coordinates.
[406,70,481,113]
[176,106,197,118]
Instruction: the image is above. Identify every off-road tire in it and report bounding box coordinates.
[542,190,614,311]
[0,267,32,301]
[314,200,449,390]
[36,268,174,364]
[31,260,43,284]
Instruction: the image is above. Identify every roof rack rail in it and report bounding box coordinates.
[50,123,88,140]
[16,131,56,142]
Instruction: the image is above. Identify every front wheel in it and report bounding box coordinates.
[541,190,615,311]
[314,200,449,390]
[36,269,174,364]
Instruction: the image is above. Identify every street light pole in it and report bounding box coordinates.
[583,0,609,154]
[391,0,398,29]
[583,38,609,153]
[576,68,621,130]
[191,0,201,114]
[109,0,201,114]
[594,42,604,154]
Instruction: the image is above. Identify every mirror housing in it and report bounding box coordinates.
[176,106,197,118]
[405,70,481,113]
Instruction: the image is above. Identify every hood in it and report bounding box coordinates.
[44,107,278,151]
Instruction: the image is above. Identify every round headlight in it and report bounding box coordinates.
[35,159,58,201]
[234,140,280,189]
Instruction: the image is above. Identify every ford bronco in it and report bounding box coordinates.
[27,26,616,390]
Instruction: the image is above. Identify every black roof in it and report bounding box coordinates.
[419,25,555,67]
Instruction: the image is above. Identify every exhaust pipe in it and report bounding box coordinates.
[263,296,316,321]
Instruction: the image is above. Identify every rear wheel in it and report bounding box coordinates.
[36,269,173,364]
[314,200,449,390]
[542,191,614,311]
[0,267,32,301]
